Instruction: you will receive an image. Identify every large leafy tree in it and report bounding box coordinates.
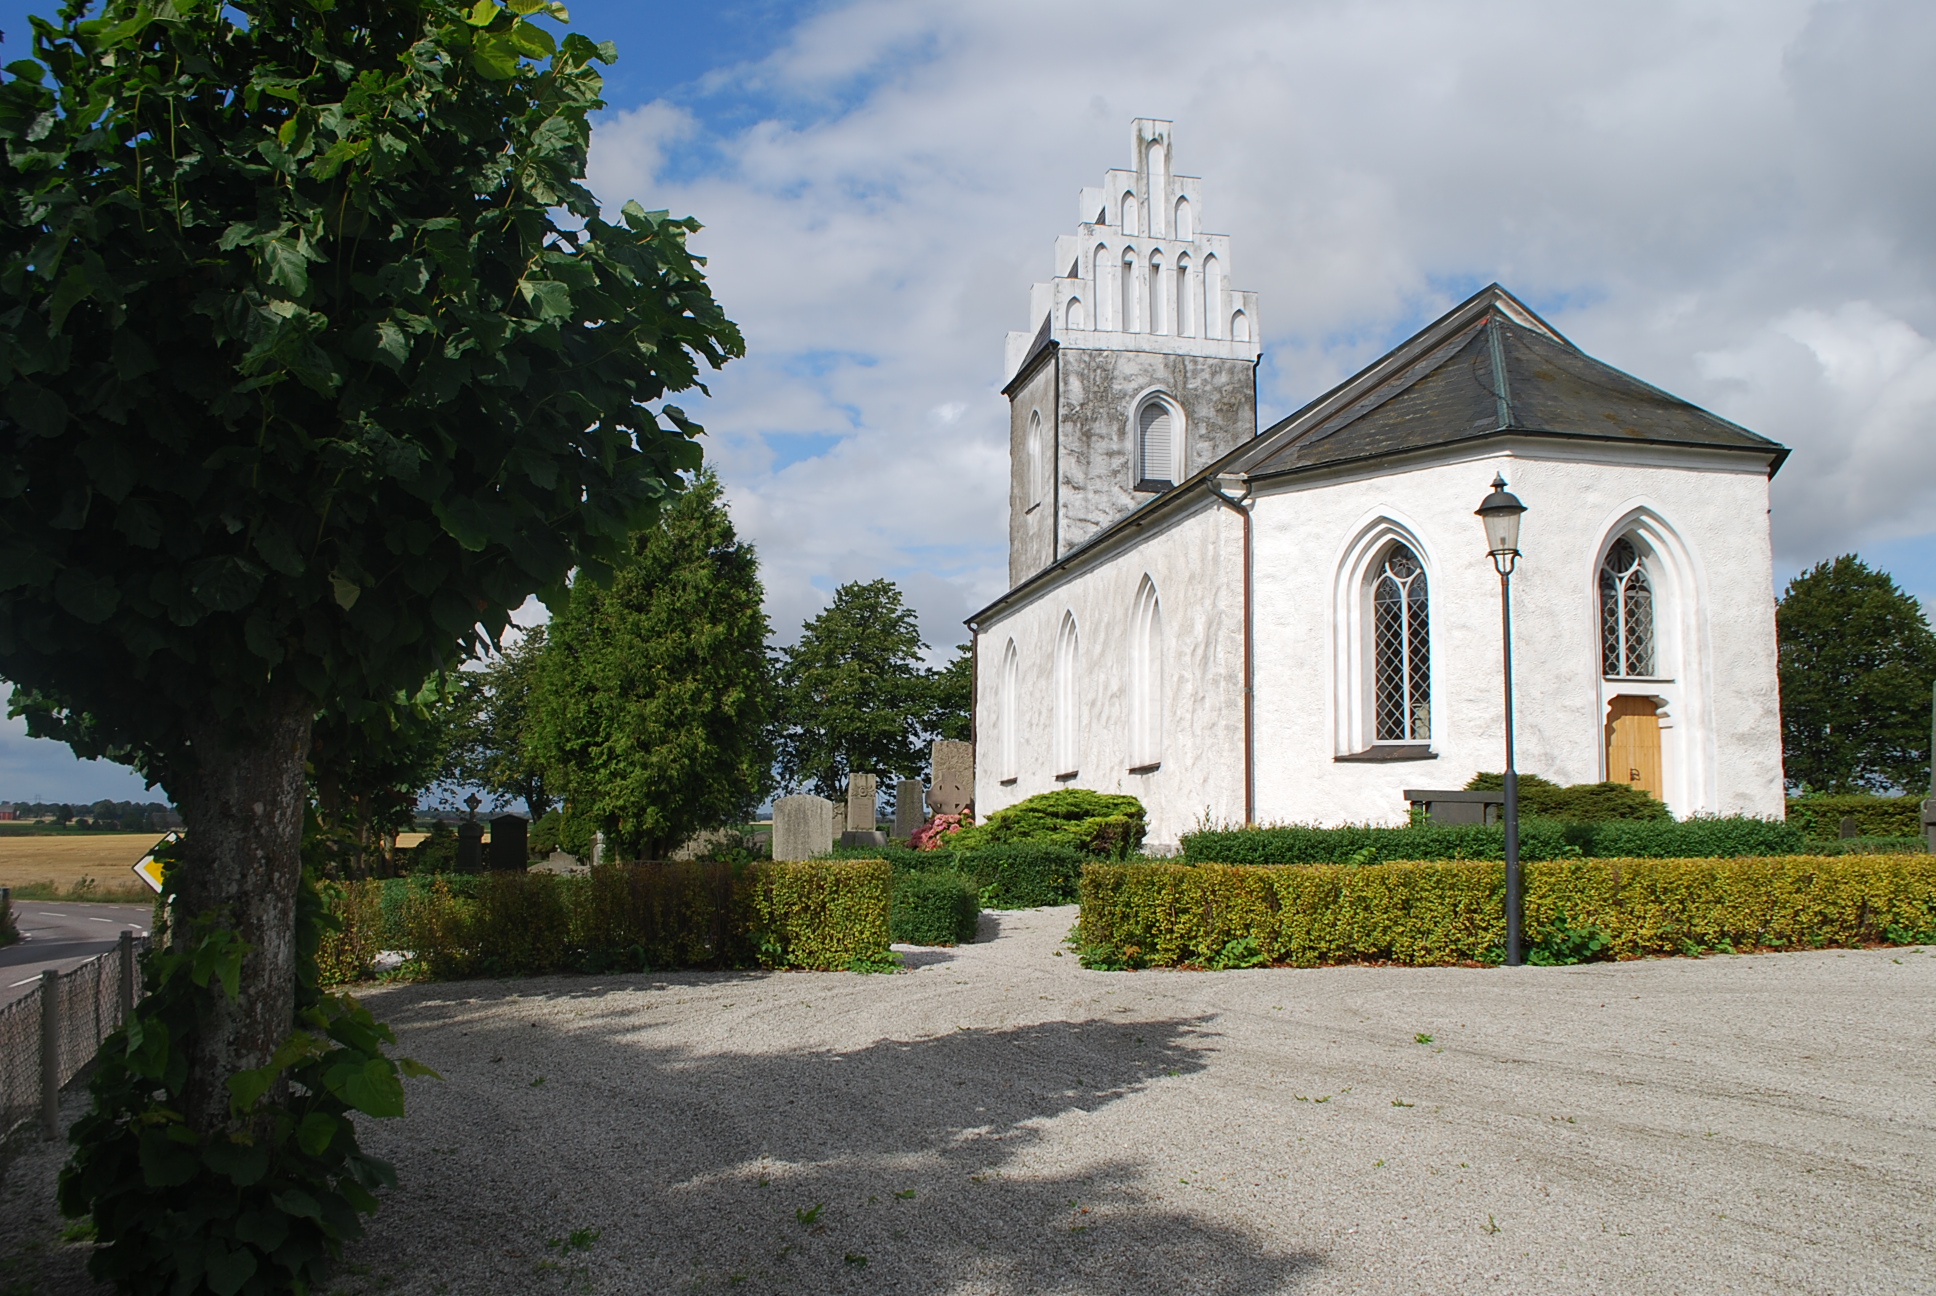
[928,641,973,743]
[775,578,936,797]
[528,471,773,859]
[0,0,738,1285]
[443,623,553,820]
[1777,555,1936,793]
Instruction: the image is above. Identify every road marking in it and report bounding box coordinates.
[88,917,114,923]
[36,912,66,917]
[8,976,40,988]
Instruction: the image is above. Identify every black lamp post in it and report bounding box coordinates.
[1476,474,1527,967]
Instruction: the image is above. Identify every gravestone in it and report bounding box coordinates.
[1838,815,1858,840]
[488,814,528,869]
[773,795,835,862]
[591,830,605,869]
[894,779,927,840]
[927,740,973,817]
[846,772,878,833]
[455,820,484,874]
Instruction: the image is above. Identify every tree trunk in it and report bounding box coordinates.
[168,689,313,1136]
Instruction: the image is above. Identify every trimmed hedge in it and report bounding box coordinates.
[891,870,979,945]
[1179,816,1805,866]
[317,859,891,981]
[1467,772,1670,821]
[1077,855,1936,969]
[948,789,1147,857]
[823,839,1085,908]
[1786,794,1926,839]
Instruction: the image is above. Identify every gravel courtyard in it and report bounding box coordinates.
[7,905,1934,1294]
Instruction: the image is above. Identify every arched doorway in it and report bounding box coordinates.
[1605,696,1662,799]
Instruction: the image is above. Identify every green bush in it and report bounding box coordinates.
[1786,794,1926,839]
[1180,815,1804,865]
[407,822,460,875]
[891,871,979,945]
[1801,836,1928,855]
[1077,854,1936,968]
[948,789,1146,858]
[0,889,18,947]
[529,810,564,858]
[319,860,892,980]
[1467,772,1670,821]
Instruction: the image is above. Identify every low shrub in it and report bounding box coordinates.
[1802,836,1928,856]
[824,839,1085,908]
[891,870,979,945]
[1077,854,1936,969]
[1786,794,1925,839]
[1180,815,1804,865]
[1467,772,1671,821]
[318,859,891,981]
[949,789,1146,858]
[406,822,459,874]
[0,889,17,947]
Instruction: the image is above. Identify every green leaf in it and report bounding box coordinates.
[203,1137,271,1186]
[5,383,68,437]
[0,544,56,592]
[186,556,266,612]
[336,1058,406,1118]
[472,31,521,78]
[296,1110,340,1156]
[465,0,499,24]
[518,278,573,320]
[54,569,120,623]
[226,1064,279,1114]
[48,267,93,331]
[330,573,362,609]
[398,1057,443,1079]
[234,1208,290,1253]
[508,19,556,57]
[203,1240,258,1296]
[272,1188,324,1220]
[262,238,310,296]
[137,1128,200,1187]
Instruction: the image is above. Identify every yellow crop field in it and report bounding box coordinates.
[0,833,162,896]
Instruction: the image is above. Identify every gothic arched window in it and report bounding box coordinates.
[1065,297,1084,330]
[1203,254,1223,338]
[999,639,1019,782]
[1121,191,1139,235]
[1120,249,1138,333]
[1231,309,1250,342]
[1148,250,1165,335]
[1174,196,1193,240]
[1093,243,1111,329]
[1175,255,1193,337]
[1600,537,1657,677]
[1025,410,1043,510]
[1129,577,1163,769]
[1372,543,1430,742]
[1053,613,1080,777]
[1135,396,1179,490]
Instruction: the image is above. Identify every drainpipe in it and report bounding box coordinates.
[1206,472,1255,826]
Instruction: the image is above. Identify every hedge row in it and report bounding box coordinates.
[1785,795,1927,839]
[823,839,1084,909]
[1076,855,1936,969]
[1179,816,1806,866]
[316,859,891,982]
[891,871,980,946]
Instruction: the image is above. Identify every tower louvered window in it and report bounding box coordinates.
[1137,401,1174,488]
[1372,544,1430,742]
[1600,538,1656,677]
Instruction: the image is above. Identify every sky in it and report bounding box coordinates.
[4,0,1935,802]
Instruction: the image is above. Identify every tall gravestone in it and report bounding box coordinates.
[488,814,528,869]
[455,819,484,874]
[894,779,926,840]
[773,795,835,862]
[927,740,974,817]
[841,773,886,848]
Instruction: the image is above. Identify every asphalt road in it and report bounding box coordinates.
[0,900,153,1007]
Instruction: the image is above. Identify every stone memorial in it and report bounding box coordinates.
[488,814,528,869]
[846,772,878,832]
[1838,815,1858,840]
[927,740,973,817]
[894,779,926,840]
[773,795,835,862]
[455,819,484,874]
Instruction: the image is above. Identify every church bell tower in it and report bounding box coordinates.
[1002,119,1262,587]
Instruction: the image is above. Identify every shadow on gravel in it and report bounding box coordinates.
[333,985,1320,1295]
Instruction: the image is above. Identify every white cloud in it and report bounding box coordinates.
[581,0,1936,651]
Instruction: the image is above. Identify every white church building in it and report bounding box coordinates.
[966,119,1789,847]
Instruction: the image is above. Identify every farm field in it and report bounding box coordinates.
[0,833,160,897]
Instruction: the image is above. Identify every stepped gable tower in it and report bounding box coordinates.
[1002,118,1261,586]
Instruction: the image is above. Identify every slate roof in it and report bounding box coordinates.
[1240,285,1787,479]
[969,284,1787,625]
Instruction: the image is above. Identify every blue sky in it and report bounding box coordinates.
[4,0,1936,803]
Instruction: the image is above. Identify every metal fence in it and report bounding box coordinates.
[1,917,148,1144]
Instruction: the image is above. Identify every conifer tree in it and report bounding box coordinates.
[529,473,773,858]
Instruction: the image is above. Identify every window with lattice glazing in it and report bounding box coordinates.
[1599,537,1656,677]
[1372,544,1430,742]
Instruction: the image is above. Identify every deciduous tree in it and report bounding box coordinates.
[1777,555,1936,793]
[444,624,554,821]
[0,1,739,1287]
[775,579,934,796]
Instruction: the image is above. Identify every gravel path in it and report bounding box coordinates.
[6,906,1934,1294]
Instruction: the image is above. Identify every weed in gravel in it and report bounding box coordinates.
[59,1219,96,1243]
[1483,1215,1501,1234]
[530,1076,547,1087]
[1392,1099,1414,1107]
[894,1188,916,1199]
[795,1204,823,1227]
[1415,1033,1433,1044]
[844,1252,868,1267]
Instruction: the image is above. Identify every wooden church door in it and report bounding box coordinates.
[1605,696,1662,799]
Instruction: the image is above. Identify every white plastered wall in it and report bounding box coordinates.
[1248,442,1784,825]
[973,503,1247,848]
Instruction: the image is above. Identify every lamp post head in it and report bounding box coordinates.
[1475,473,1527,574]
